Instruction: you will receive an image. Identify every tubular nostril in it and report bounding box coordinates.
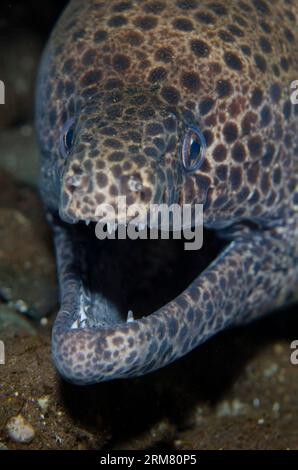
[65,174,85,193]
[127,175,143,193]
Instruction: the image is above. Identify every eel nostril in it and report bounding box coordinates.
[65,175,84,193]
[127,175,143,192]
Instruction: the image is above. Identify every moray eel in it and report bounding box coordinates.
[35,0,298,385]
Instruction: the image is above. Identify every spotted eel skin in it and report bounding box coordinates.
[35,0,298,385]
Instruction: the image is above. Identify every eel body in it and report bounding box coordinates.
[35,0,298,384]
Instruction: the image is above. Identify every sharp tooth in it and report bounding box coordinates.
[80,318,87,328]
[70,319,80,329]
[85,219,91,226]
[80,310,87,322]
[127,310,134,322]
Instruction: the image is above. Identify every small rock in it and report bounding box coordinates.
[6,414,35,443]
[253,398,261,409]
[40,317,48,326]
[217,398,248,417]
[37,395,50,414]
[272,402,280,415]
[13,299,29,314]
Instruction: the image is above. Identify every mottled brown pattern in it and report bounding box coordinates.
[35,0,298,384]
[37,0,298,227]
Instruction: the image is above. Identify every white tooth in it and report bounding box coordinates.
[80,310,87,322]
[70,319,80,329]
[80,318,87,328]
[127,310,134,322]
[85,219,91,226]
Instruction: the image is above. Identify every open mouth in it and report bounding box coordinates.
[51,215,228,384]
[63,221,227,330]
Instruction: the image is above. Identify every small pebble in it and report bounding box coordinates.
[272,402,280,414]
[253,398,260,408]
[217,399,248,417]
[14,299,29,314]
[37,395,50,413]
[6,414,35,443]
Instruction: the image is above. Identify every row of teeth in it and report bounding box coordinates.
[70,309,135,330]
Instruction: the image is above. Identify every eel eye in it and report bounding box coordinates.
[182,126,206,172]
[60,118,75,159]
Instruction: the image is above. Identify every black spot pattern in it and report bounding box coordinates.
[190,39,210,58]
[36,0,298,386]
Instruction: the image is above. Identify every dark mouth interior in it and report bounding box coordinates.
[71,223,228,328]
